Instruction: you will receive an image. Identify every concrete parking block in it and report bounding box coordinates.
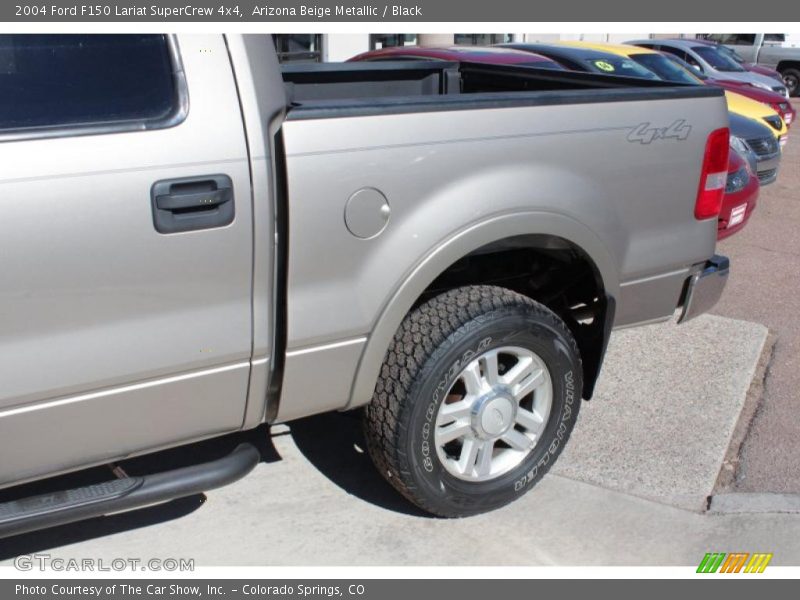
[553,314,768,512]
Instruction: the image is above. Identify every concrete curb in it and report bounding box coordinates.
[553,314,769,512]
[709,493,800,514]
[712,331,777,494]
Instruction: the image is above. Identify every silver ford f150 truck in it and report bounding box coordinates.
[0,33,731,536]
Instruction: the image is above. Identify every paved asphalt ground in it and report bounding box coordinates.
[0,102,799,566]
[713,98,800,494]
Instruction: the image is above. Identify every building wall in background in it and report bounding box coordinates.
[323,33,369,61]
[521,33,652,43]
[417,33,455,46]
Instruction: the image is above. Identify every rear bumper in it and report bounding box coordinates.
[677,255,730,324]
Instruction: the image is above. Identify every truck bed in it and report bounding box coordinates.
[277,59,728,421]
[282,61,723,119]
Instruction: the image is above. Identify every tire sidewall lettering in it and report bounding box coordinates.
[514,369,576,492]
[421,337,493,474]
[408,313,581,508]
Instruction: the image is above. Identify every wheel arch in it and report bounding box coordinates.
[345,211,619,410]
[776,60,800,72]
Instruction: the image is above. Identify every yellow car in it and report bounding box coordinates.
[556,41,788,144]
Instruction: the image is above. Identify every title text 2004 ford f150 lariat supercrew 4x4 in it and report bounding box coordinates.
[0,34,731,536]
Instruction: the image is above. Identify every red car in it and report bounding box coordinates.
[718,147,759,240]
[662,52,795,127]
[708,77,795,127]
[348,45,565,69]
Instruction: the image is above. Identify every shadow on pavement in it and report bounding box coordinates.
[289,411,433,518]
[0,425,280,560]
[0,411,434,560]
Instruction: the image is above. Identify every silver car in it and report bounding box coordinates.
[627,39,790,98]
[728,113,781,185]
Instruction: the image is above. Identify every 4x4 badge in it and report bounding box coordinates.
[628,120,692,144]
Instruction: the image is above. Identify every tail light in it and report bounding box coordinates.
[695,127,730,220]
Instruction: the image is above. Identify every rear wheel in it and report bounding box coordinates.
[781,67,800,97]
[363,285,582,517]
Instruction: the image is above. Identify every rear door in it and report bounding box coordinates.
[0,34,256,486]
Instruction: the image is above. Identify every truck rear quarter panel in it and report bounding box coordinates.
[278,92,727,421]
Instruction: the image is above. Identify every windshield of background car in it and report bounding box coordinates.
[629,53,701,84]
[692,46,746,72]
[662,54,709,81]
[716,45,746,64]
[581,56,657,79]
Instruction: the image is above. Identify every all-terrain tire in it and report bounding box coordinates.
[363,285,583,517]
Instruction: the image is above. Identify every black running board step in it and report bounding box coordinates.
[0,443,259,539]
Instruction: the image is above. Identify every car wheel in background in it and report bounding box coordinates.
[781,67,800,97]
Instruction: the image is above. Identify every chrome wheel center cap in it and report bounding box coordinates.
[473,393,516,439]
